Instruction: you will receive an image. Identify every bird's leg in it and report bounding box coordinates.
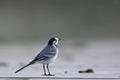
[47,64,54,76]
[47,64,51,75]
[43,64,47,76]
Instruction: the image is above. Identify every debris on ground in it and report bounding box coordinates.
[78,68,94,73]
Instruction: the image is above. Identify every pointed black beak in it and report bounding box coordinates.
[59,38,61,40]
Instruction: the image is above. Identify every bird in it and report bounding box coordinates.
[15,37,60,76]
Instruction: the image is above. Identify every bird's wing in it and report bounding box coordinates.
[30,55,48,63]
[31,52,55,64]
[31,45,56,63]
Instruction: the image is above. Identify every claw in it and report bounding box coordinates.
[48,74,55,76]
[42,74,47,76]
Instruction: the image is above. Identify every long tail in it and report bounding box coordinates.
[15,63,32,73]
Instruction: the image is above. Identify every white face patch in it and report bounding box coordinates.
[53,37,59,46]
[54,37,59,41]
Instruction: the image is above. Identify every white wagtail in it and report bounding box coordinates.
[15,37,60,76]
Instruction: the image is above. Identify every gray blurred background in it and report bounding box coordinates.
[0,0,120,42]
[0,0,120,76]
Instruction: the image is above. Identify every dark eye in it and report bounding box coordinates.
[54,39,57,41]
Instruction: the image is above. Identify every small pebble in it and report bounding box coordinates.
[64,71,68,74]
[85,69,94,73]
[78,68,94,73]
[78,70,84,73]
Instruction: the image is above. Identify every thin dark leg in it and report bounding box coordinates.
[47,64,54,76]
[47,64,51,75]
[43,64,47,75]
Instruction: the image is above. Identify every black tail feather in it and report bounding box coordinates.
[15,63,31,73]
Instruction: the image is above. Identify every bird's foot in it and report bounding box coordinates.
[42,73,55,76]
[42,74,54,76]
[42,74,48,76]
[47,74,55,76]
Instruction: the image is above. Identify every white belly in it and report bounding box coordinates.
[36,49,58,64]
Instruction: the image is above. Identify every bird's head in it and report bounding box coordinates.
[48,37,61,46]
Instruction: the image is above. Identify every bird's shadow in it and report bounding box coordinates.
[42,74,55,76]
